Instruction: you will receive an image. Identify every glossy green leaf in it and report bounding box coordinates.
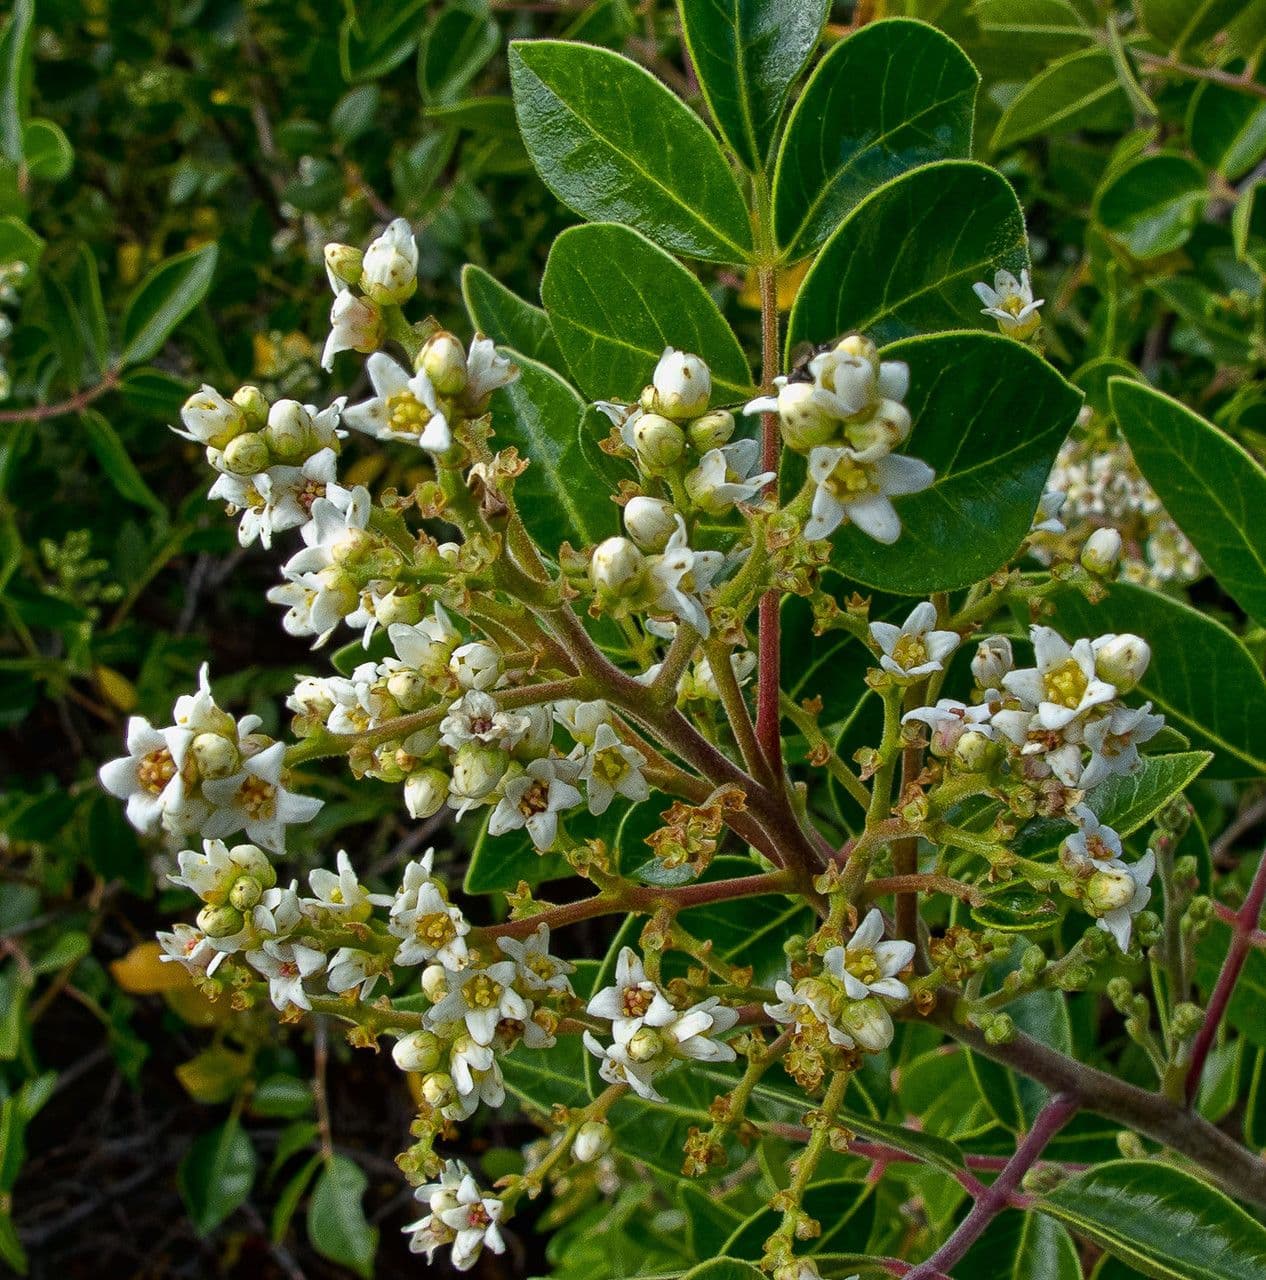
[177,1118,257,1236]
[837,1111,966,1174]
[0,214,41,270]
[509,39,754,263]
[1039,1161,1266,1280]
[418,3,499,106]
[1137,0,1244,51]
[959,1209,1083,1280]
[677,0,827,173]
[1095,154,1208,259]
[22,118,72,181]
[1189,79,1266,180]
[825,332,1078,594]
[992,48,1130,151]
[975,0,1095,56]
[79,410,165,518]
[787,162,1029,352]
[120,242,218,366]
[488,350,621,550]
[1049,582,1266,779]
[461,263,564,369]
[773,19,977,260]
[0,0,33,166]
[540,222,754,402]
[307,1155,378,1279]
[1111,378,1266,625]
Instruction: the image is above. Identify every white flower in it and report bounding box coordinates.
[322,290,381,370]
[764,979,855,1048]
[1062,804,1125,872]
[447,1035,506,1115]
[391,881,470,970]
[902,696,995,757]
[1002,626,1118,732]
[553,698,611,746]
[326,947,385,998]
[1092,852,1155,952]
[246,938,327,1010]
[450,641,503,691]
[591,536,648,598]
[344,352,451,452]
[360,218,418,305]
[827,908,915,1002]
[488,757,583,851]
[99,716,195,835]
[402,1164,505,1271]
[974,268,1044,340]
[576,722,649,816]
[157,923,223,975]
[175,384,244,448]
[648,515,723,637]
[305,849,389,918]
[1031,489,1067,535]
[587,947,676,1039]
[427,961,530,1045]
[805,445,934,543]
[170,838,273,903]
[440,690,531,751]
[465,335,518,404]
[1079,701,1164,789]
[684,438,775,513]
[200,741,324,854]
[649,347,710,420]
[991,704,1087,787]
[869,601,960,680]
[404,768,450,819]
[388,604,460,678]
[216,448,342,549]
[971,635,1014,687]
[496,924,575,994]
[402,1160,466,1261]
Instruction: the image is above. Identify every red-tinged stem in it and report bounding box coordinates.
[903,1094,1079,1280]
[754,261,782,777]
[1185,842,1266,1104]
[1212,900,1266,947]
[0,368,120,423]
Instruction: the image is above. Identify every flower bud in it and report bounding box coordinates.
[838,996,895,1053]
[513,703,554,760]
[1094,633,1150,693]
[850,398,911,453]
[953,729,997,773]
[421,1071,455,1107]
[687,409,735,451]
[623,497,678,552]
[450,743,509,803]
[405,768,450,819]
[450,641,502,691]
[590,536,647,599]
[776,381,836,452]
[1086,867,1136,914]
[1171,1002,1204,1039]
[197,902,244,939]
[393,1030,442,1073]
[625,1026,664,1063]
[290,676,335,722]
[571,1120,613,1163]
[834,333,878,366]
[373,590,421,629]
[263,399,314,462]
[971,635,1013,688]
[324,242,363,288]
[421,963,449,1002]
[387,669,429,711]
[360,218,418,305]
[649,348,711,420]
[233,843,277,889]
[190,731,240,780]
[632,413,686,472]
[1082,526,1123,576]
[232,384,269,428]
[228,874,262,911]
[181,385,246,449]
[222,431,270,476]
[420,332,468,396]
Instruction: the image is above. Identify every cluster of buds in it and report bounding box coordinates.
[321,218,419,369]
[745,334,933,543]
[0,258,29,401]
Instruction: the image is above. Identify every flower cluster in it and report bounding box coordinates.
[744,333,933,543]
[0,258,28,401]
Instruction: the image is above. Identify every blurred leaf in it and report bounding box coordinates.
[1095,154,1208,259]
[1137,0,1245,52]
[418,3,499,106]
[271,1153,321,1245]
[0,0,33,166]
[120,242,218,366]
[339,0,429,82]
[251,1074,315,1119]
[175,1046,252,1104]
[0,213,41,268]
[330,84,380,145]
[80,409,166,517]
[959,1209,1083,1280]
[21,118,71,181]
[308,1155,378,1279]
[177,1117,257,1236]
[111,941,189,994]
[992,48,1129,150]
[1189,77,1266,181]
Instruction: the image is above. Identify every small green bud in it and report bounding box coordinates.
[632,413,686,472]
[1081,527,1123,576]
[1020,945,1046,975]
[1086,867,1136,914]
[687,409,735,451]
[1106,976,1133,1011]
[263,399,314,462]
[222,431,270,476]
[190,731,240,780]
[572,1119,613,1163]
[623,496,678,552]
[590,536,647,599]
[420,331,468,396]
[324,243,363,288]
[197,902,244,938]
[421,1071,455,1107]
[1171,1002,1204,1039]
[228,874,263,911]
[984,1013,1016,1045]
[393,1030,442,1073]
[625,1027,664,1063]
[405,768,450,820]
[232,384,269,427]
[1093,633,1151,693]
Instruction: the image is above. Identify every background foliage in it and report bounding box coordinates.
[2,0,1265,1277]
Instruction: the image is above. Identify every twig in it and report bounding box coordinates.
[312,1016,334,1163]
[1133,49,1266,100]
[0,368,120,423]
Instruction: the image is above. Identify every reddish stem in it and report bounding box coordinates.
[1212,900,1266,947]
[0,368,120,423]
[1185,842,1266,1104]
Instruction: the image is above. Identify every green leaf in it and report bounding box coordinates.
[0,1209,25,1275]
[0,214,41,270]
[540,222,754,403]
[1039,1161,1266,1280]
[1244,1047,1266,1148]
[251,1074,314,1119]
[1137,0,1244,52]
[676,0,828,173]
[975,0,1095,56]
[1189,78,1266,181]
[120,242,218,366]
[509,39,754,263]
[488,350,621,550]
[1195,921,1266,1048]
[461,263,564,369]
[825,331,1079,594]
[80,410,166,518]
[992,48,1130,151]
[418,3,499,107]
[682,1262,764,1280]
[772,18,978,260]
[837,1112,966,1175]
[1095,154,1208,259]
[270,1153,321,1245]
[22,118,72,181]
[307,1155,378,1279]
[0,0,33,166]
[339,0,428,82]
[787,161,1029,352]
[959,1209,1083,1280]
[330,85,380,146]
[177,1118,258,1236]
[722,1179,877,1259]
[1110,378,1266,625]
[1048,582,1266,779]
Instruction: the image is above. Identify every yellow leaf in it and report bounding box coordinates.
[111,941,186,993]
[96,664,138,712]
[738,257,810,313]
[163,982,226,1028]
[175,1046,251,1104]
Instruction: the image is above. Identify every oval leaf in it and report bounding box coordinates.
[509,39,754,263]
[120,242,218,366]
[1039,1161,1266,1280]
[461,263,564,370]
[992,47,1130,151]
[773,18,978,260]
[787,161,1029,352]
[177,1118,257,1237]
[1095,154,1208,260]
[1110,377,1266,626]
[1189,78,1266,181]
[541,221,754,403]
[307,1155,378,1279]
[826,331,1080,594]
[959,1209,1084,1280]
[677,0,828,173]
